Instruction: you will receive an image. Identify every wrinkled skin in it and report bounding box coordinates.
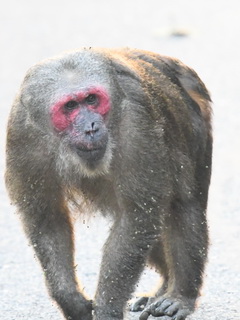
[5,48,212,320]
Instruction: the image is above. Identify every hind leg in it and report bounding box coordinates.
[139,199,208,320]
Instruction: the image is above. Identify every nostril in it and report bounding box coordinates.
[91,122,99,132]
[85,122,99,136]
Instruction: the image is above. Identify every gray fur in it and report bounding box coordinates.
[5,48,212,320]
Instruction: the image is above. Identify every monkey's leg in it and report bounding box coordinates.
[94,215,158,320]
[20,202,92,320]
[131,240,169,312]
[140,200,208,320]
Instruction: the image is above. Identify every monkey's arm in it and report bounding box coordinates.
[94,209,159,320]
[5,104,92,320]
[21,194,92,320]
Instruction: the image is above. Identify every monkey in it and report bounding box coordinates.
[5,48,212,320]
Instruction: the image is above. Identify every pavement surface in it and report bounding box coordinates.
[0,0,240,319]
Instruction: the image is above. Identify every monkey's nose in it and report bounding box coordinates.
[85,122,99,137]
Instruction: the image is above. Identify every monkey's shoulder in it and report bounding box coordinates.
[100,49,211,118]
[122,49,210,98]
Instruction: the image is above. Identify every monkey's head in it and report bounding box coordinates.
[19,50,131,178]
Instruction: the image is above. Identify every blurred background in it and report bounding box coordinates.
[0,0,239,319]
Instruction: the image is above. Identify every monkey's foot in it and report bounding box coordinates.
[139,297,192,320]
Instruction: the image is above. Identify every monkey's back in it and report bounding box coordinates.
[70,48,213,211]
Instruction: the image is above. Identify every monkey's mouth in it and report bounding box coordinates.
[75,145,107,163]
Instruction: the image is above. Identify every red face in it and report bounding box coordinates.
[50,86,111,132]
[50,86,111,166]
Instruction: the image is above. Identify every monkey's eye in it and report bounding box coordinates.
[64,100,79,111]
[84,94,98,105]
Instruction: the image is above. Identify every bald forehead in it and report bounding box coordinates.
[60,50,109,77]
[24,51,111,98]
[55,52,111,97]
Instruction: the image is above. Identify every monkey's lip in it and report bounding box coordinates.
[75,145,106,162]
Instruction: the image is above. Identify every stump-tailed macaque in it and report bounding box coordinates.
[5,48,212,320]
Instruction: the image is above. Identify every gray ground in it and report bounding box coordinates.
[0,0,240,319]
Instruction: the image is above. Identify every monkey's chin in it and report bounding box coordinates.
[75,146,107,168]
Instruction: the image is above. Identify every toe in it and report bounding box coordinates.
[172,309,191,320]
[155,298,173,314]
[165,301,181,316]
[139,310,150,320]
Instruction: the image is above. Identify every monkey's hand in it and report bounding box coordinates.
[130,296,155,312]
[78,300,93,320]
[139,297,192,320]
[61,297,93,320]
